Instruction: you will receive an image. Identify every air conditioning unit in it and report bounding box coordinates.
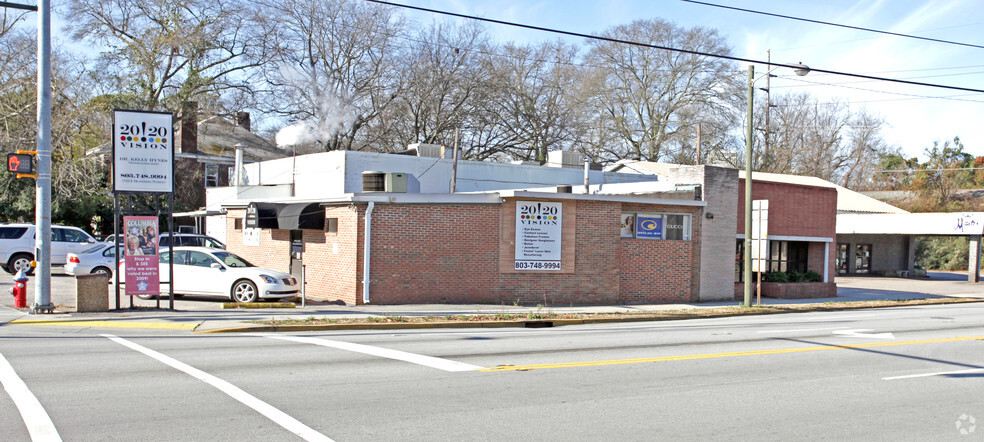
[362,171,407,193]
[409,143,444,158]
[546,150,582,169]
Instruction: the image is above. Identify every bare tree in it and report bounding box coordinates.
[482,40,583,164]
[581,19,738,163]
[839,109,890,190]
[375,21,491,152]
[257,0,404,152]
[64,0,267,112]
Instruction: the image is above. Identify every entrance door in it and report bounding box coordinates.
[855,244,872,274]
[836,243,849,274]
[289,230,303,287]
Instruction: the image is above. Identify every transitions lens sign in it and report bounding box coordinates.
[514,201,563,270]
[113,110,174,193]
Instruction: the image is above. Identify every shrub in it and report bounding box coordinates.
[804,270,822,282]
[764,271,789,283]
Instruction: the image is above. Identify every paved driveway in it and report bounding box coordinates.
[835,271,984,301]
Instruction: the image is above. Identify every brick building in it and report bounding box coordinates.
[207,151,841,305]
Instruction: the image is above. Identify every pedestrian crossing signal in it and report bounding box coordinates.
[6,153,35,176]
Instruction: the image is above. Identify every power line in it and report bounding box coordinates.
[365,0,984,95]
[680,0,984,50]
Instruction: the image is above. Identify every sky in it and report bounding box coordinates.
[395,0,984,160]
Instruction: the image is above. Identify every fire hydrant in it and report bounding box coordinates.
[11,269,28,308]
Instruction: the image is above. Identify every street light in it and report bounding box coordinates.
[743,62,810,308]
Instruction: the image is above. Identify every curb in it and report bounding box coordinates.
[220,302,296,309]
[194,297,984,334]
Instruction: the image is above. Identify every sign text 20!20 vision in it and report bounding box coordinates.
[515,201,563,270]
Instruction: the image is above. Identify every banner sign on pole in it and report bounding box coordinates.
[514,201,563,270]
[113,110,174,193]
[123,216,160,297]
[752,200,769,272]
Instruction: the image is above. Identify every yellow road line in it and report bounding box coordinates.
[9,319,198,330]
[481,335,984,372]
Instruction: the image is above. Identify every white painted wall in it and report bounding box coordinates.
[240,150,661,197]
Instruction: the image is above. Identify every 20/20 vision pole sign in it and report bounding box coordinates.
[112,110,174,193]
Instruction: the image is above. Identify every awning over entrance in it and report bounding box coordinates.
[246,202,325,230]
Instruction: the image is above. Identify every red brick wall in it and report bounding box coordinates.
[499,199,621,305]
[366,204,501,304]
[618,203,700,303]
[225,199,703,305]
[736,180,837,238]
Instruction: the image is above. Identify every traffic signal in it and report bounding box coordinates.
[6,152,35,177]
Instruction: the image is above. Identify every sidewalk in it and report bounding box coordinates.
[2,272,983,333]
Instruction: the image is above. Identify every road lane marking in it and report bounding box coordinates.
[757,327,843,334]
[883,368,984,380]
[0,352,62,441]
[832,329,895,339]
[11,319,197,330]
[102,335,332,442]
[482,335,984,372]
[259,334,483,372]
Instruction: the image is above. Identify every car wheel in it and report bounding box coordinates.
[7,253,34,276]
[231,280,258,303]
[91,267,112,278]
[136,294,156,300]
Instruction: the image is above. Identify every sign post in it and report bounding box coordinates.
[112,109,174,309]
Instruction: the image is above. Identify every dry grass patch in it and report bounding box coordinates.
[254,297,983,326]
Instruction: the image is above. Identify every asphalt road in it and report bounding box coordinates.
[1,302,982,440]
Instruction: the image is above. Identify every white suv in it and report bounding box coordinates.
[0,223,98,275]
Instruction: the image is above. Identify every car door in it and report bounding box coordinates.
[180,250,227,296]
[50,228,69,265]
[60,228,95,261]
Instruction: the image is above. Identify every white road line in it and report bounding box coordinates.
[883,368,984,380]
[0,352,62,442]
[102,335,332,442]
[757,327,843,334]
[259,334,483,372]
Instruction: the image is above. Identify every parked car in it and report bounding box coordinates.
[0,223,98,275]
[104,233,225,249]
[65,243,121,277]
[117,246,297,303]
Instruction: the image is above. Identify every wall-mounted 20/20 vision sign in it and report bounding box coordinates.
[514,201,563,271]
[112,110,174,193]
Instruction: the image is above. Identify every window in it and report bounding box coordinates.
[186,251,218,267]
[234,218,243,230]
[205,163,219,187]
[767,241,808,273]
[836,243,849,274]
[620,212,691,241]
[326,218,338,234]
[56,228,90,243]
[735,239,745,282]
[0,227,27,239]
[855,244,872,274]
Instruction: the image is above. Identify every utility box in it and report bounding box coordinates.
[75,273,110,312]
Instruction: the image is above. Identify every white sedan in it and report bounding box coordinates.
[66,243,119,277]
[119,247,299,303]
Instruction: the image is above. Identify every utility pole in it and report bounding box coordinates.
[34,0,54,313]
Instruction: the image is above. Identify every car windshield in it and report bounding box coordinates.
[81,244,107,254]
[211,251,254,268]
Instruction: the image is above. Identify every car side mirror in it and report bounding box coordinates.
[210,263,223,269]
[88,238,96,243]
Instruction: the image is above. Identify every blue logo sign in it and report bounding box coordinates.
[636,216,662,239]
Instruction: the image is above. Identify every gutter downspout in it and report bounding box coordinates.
[362,201,374,304]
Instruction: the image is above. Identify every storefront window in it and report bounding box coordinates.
[621,212,691,241]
